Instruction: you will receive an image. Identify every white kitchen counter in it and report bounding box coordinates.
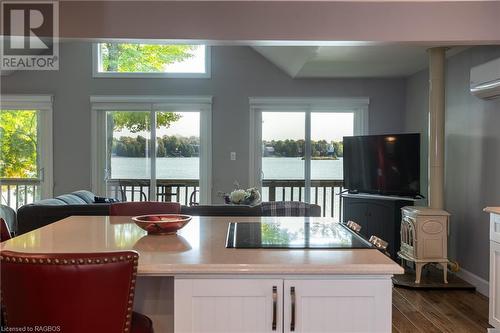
[486,207,500,215]
[1,215,403,276]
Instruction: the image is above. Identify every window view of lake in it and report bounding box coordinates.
[110,157,343,180]
[107,110,350,218]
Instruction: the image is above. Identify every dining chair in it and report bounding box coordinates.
[0,250,154,333]
[110,201,181,216]
[0,218,11,242]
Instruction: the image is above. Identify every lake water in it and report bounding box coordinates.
[111,157,344,180]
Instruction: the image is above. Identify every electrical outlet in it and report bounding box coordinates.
[230,152,236,161]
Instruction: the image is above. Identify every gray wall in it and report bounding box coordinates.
[1,42,407,201]
[405,69,429,201]
[405,46,500,280]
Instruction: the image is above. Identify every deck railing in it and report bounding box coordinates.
[0,178,41,210]
[106,179,200,205]
[262,179,343,219]
[0,178,343,218]
[107,178,343,219]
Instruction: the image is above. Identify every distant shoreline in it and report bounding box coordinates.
[302,156,339,160]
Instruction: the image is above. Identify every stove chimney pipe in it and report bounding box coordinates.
[428,47,446,210]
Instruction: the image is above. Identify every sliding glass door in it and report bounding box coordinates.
[92,97,211,204]
[310,112,354,219]
[261,111,306,202]
[250,98,368,218]
[155,111,200,205]
[105,110,152,201]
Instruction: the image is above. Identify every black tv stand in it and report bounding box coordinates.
[341,193,419,259]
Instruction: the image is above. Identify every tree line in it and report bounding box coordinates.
[113,135,200,158]
[112,136,343,159]
[263,139,343,158]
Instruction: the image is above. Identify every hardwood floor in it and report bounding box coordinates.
[392,287,491,332]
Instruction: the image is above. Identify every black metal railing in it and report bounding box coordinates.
[107,178,343,218]
[106,179,199,205]
[262,179,343,218]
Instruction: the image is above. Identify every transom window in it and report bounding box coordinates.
[93,43,210,78]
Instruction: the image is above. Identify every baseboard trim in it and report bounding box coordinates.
[455,268,489,296]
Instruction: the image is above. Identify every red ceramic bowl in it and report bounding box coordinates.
[132,214,192,235]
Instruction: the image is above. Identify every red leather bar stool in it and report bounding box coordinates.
[0,218,11,242]
[0,250,154,333]
[110,201,181,216]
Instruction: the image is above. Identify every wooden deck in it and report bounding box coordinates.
[393,287,491,332]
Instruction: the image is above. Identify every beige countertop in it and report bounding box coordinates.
[485,207,500,215]
[1,216,403,275]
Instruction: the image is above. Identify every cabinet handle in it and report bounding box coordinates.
[290,286,296,331]
[272,286,277,331]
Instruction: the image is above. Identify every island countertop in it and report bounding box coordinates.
[485,207,500,215]
[0,215,403,275]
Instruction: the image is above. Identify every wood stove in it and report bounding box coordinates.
[398,206,450,284]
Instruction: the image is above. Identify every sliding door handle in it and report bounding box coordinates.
[290,286,296,331]
[272,286,277,331]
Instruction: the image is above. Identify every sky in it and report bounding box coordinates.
[162,112,200,136]
[262,112,354,141]
[115,111,354,141]
[114,112,200,138]
[164,45,206,73]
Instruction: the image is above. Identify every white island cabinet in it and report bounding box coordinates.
[487,207,500,330]
[175,279,283,333]
[175,277,392,333]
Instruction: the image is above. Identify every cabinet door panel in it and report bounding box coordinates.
[490,214,500,243]
[343,200,392,242]
[175,279,282,333]
[283,279,392,333]
[490,241,500,328]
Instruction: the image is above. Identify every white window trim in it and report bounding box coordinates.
[249,97,369,201]
[90,95,212,204]
[92,44,212,79]
[1,94,54,200]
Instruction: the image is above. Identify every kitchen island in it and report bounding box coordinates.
[1,215,403,333]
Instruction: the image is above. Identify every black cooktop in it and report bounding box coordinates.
[225,221,374,249]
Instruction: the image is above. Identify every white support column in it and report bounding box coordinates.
[428,47,446,210]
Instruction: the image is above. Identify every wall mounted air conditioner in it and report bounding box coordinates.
[470,57,500,100]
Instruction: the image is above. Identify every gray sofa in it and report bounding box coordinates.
[1,204,17,238]
[16,190,111,235]
[16,190,321,235]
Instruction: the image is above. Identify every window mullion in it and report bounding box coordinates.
[304,108,312,203]
[149,109,157,201]
[36,111,42,181]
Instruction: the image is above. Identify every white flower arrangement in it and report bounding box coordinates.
[229,189,246,204]
[220,182,261,206]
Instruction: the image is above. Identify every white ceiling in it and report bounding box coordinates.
[253,45,466,78]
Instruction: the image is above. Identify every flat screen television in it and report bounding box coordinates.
[343,133,421,197]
